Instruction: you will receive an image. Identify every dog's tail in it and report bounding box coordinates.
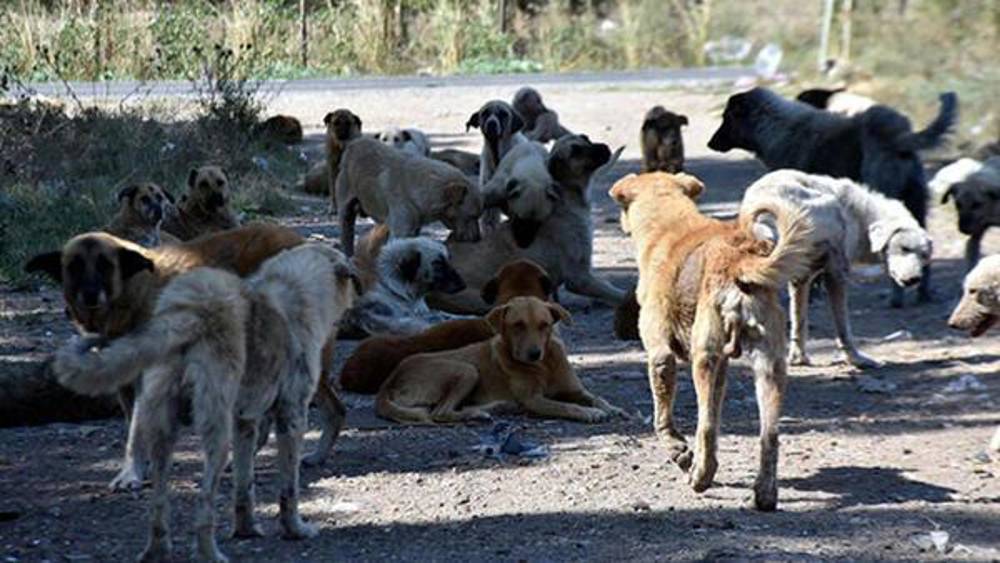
[52,269,241,397]
[896,92,958,152]
[353,224,391,292]
[736,198,815,289]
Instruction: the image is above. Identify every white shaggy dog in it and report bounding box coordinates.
[53,244,359,562]
[376,126,432,156]
[741,170,933,368]
[340,228,466,337]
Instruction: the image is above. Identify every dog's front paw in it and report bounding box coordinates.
[788,348,811,366]
[845,351,883,369]
[688,457,718,493]
[605,405,631,419]
[109,464,145,492]
[753,474,778,512]
[281,518,319,541]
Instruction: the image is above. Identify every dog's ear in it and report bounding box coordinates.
[116,185,139,202]
[510,109,525,133]
[352,113,362,131]
[398,251,422,283]
[674,173,704,199]
[400,129,412,142]
[323,112,333,126]
[465,111,481,132]
[25,251,63,282]
[547,302,572,326]
[485,304,508,333]
[118,248,155,280]
[608,174,638,204]
[868,221,896,253]
[187,168,199,188]
[481,277,500,305]
[676,113,689,127]
[444,182,467,205]
[539,273,555,299]
[940,186,955,205]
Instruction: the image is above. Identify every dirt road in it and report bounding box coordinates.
[1,80,998,562]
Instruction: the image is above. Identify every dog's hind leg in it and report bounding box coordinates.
[824,266,882,368]
[688,339,728,494]
[787,277,814,366]
[232,417,264,539]
[192,365,237,563]
[136,373,183,563]
[749,337,787,512]
[111,391,149,492]
[303,337,345,467]
[275,402,318,540]
[644,345,690,468]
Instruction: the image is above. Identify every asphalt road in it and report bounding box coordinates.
[26,66,754,99]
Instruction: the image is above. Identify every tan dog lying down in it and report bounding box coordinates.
[376,296,625,424]
[609,171,813,512]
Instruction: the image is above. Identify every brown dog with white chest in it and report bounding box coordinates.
[338,258,554,394]
[609,171,813,511]
[104,182,179,248]
[376,296,625,424]
[161,165,240,241]
[641,106,687,173]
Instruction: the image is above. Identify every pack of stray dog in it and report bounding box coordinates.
[29,80,994,560]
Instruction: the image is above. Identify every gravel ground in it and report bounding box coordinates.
[1,79,999,562]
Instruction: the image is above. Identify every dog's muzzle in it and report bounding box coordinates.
[207,192,226,209]
[483,116,502,140]
[707,128,732,152]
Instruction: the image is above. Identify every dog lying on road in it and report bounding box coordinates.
[742,170,932,368]
[609,171,814,511]
[709,87,956,306]
[429,134,626,314]
[339,258,554,394]
[376,126,431,156]
[53,244,358,562]
[336,137,483,255]
[376,296,625,424]
[104,182,179,248]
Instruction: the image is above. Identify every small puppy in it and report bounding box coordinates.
[430,148,481,177]
[467,100,528,229]
[947,254,1000,452]
[340,228,466,338]
[324,109,364,205]
[335,137,482,255]
[641,106,688,173]
[254,114,304,144]
[935,157,1000,268]
[512,87,572,143]
[376,296,625,424]
[376,126,431,156]
[53,244,358,562]
[796,87,876,117]
[339,258,554,394]
[609,171,813,511]
[104,182,179,248]
[162,165,240,241]
[482,141,559,247]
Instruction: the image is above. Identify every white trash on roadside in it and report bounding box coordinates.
[754,43,783,80]
[704,36,753,64]
[911,530,949,554]
[942,374,987,393]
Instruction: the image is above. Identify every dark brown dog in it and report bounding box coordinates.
[161,165,240,241]
[255,115,304,144]
[104,182,179,248]
[338,259,553,394]
[641,106,688,173]
[512,87,572,143]
[323,108,363,204]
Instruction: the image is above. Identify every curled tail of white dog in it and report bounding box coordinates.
[736,197,815,289]
[53,268,243,397]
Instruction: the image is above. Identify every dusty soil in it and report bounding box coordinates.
[1,80,999,562]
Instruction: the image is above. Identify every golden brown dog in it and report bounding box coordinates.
[323,108,363,203]
[255,114,304,144]
[104,182,180,248]
[25,224,347,485]
[161,165,240,241]
[641,106,687,173]
[377,296,624,424]
[609,171,813,511]
[339,258,554,394]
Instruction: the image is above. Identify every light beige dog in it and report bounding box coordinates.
[336,137,482,255]
[53,244,359,562]
[377,296,625,424]
[482,141,560,247]
[947,254,1000,452]
[609,171,813,512]
[162,165,240,241]
[429,135,625,314]
[104,183,180,248]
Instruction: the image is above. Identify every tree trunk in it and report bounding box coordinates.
[0,356,119,428]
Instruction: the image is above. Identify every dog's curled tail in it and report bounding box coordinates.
[353,224,390,292]
[736,198,815,290]
[897,92,958,152]
[53,269,241,397]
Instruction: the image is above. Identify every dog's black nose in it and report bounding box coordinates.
[150,205,163,222]
[527,348,542,362]
[208,193,225,209]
